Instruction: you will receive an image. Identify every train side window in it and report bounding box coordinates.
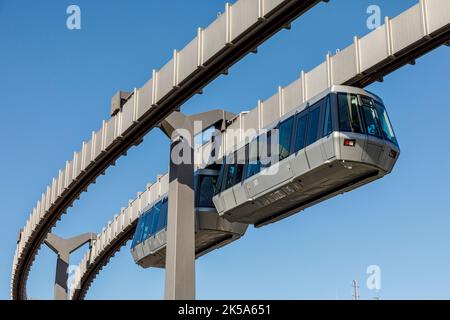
[141,210,152,242]
[306,105,321,146]
[235,164,244,184]
[222,150,245,189]
[156,199,168,231]
[161,198,169,228]
[150,201,161,235]
[235,147,246,183]
[197,175,218,208]
[338,93,363,133]
[278,117,294,161]
[214,160,226,195]
[322,97,333,137]
[294,112,308,152]
[224,162,236,190]
[132,214,146,247]
[245,138,260,179]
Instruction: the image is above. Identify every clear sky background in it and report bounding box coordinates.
[0,0,449,300]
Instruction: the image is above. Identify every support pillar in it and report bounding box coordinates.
[44,232,95,300]
[160,110,235,300]
[164,128,196,299]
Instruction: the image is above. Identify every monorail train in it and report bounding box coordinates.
[130,169,248,268]
[131,85,399,267]
[212,85,400,227]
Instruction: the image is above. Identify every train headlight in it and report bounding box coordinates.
[343,139,356,147]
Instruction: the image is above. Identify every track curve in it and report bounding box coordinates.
[67,0,450,300]
[11,0,323,300]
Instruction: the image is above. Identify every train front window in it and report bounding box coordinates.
[197,175,217,208]
[338,93,363,133]
[360,104,382,138]
[374,101,398,145]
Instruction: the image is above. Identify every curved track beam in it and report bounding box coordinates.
[69,172,170,299]
[70,110,235,300]
[11,0,324,300]
[68,0,450,300]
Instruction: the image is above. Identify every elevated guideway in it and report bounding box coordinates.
[10,0,324,300]
[70,174,171,300]
[67,0,450,300]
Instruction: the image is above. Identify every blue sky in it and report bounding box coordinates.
[0,0,449,300]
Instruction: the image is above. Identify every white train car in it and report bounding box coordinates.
[131,169,247,268]
[213,86,400,227]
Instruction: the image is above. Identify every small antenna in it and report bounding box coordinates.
[352,280,359,300]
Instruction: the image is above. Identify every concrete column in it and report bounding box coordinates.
[164,121,196,300]
[160,110,235,300]
[44,233,95,300]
